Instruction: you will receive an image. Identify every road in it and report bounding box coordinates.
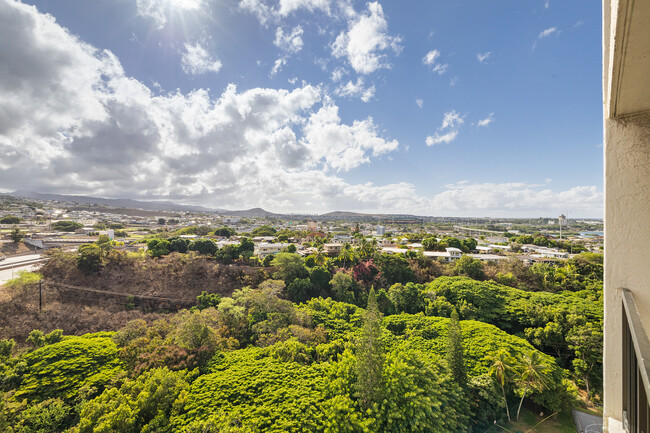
[572,410,603,433]
[0,254,44,286]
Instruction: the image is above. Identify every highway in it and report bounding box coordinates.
[0,254,45,285]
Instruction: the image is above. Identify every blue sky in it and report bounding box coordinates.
[0,0,603,216]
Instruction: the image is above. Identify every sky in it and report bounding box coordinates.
[0,0,604,217]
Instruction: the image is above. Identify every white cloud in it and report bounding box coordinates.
[422,49,448,74]
[476,51,491,63]
[431,182,603,217]
[0,0,409,214]
[331,2,402,75]
[181,43,222,75]
[334,78,375,102]
[449,76,458,86]
[415,98,423,108]
[477,112,494,127]
[136,0,205,28]
[274,26,304,53]
[330,67,347,82]
[239,0,337,26]
[426,110,464,146]
[544,0,550,9]
[270,57,287,76]
[533,27,559,49]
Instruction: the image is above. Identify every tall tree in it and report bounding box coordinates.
[515,351,549,421]
[488,349,514,421]
[355,288,385,411]
[446,308,467,390]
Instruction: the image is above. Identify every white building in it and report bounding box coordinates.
[323,243,342,256]
[254,243,287,258]
[376,225,386,236]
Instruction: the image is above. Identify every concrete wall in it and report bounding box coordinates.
[604,114,650,432]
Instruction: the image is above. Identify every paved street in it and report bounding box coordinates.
[572,410,603,433]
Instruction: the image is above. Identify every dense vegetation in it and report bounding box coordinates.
[0,241,603,432]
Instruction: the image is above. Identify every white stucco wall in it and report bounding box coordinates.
[604,114,650,432]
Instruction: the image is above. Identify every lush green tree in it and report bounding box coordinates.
[146,238,170,258]
[487,349,514,421]
[158,218,166,225]
[284,244,297,254]
[355,289,385,411]
[262,254,275,267]
[446,309,467,390]
[214,227,236,237]
[215,244,239,264]
[189,239,218,256]
[168,237,190,253]
[76,368,189,433]
[453,255,485,280]
[376,254,415,286]
[238,237,255,257]
[515,351,550,421]
[309,266,331,296]
[387,282,424,314]
[271,253,308,284]
[338,243,354,268]
[567,322,602,397]
[286,278,315,303]
[422,237,439,251]
[194,291,222,311]
[0,215,21,224]
[460,237,477,252]
[10,228,24,243]
[77,244,103,274]
[51,221,83,232]
[330,270,356,304]
[252,225,277,237]
[13,398,73,433]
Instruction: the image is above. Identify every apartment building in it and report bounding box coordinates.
[603,1,650,431]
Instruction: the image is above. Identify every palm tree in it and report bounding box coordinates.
[338,243,353,268]
[515,351,549,421]
[314,245,326,267]
[488,349,514,421]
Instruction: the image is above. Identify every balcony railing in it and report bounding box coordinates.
[623,288,650,432]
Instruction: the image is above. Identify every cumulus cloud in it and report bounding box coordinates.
[136,0,205,28]
[332,2,402,75]
[477,112,494,127]
[334,78,375,102]
[422,49,448,74]
[426,110,464,146]
[181,43,222,75]
[476,51,491,63]
[270,57,287,76]
[274,26,304,53]
[0,0,411,213]
[415,98,423,108]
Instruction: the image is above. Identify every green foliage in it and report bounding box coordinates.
[376,254,415,286]
[354,289,384,411]
[286,278,315,303]
[16,333,124,402]
[10,228,24,243]
[26,330,45,349]
[4,271,42,291]
[194,291,222,311]
[146,238,170,258]
[51,221,83,232]
[76,368,189,433]
[188,239,217,256]
[330,271,356,304]
[453,255,485,280]
[13,398,73,433]
[446,309,467,389]
[0,215,21,224]
[77,244,103,274]
[214,227,237,237]
[168,237,190,253]
[251,225,277,237]
[387,282,424,314]
[173,349,327,432]
[271,253,308,284]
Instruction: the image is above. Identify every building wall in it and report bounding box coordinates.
[604,114,650,432]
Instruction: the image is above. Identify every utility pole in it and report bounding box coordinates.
[39,280,42,312]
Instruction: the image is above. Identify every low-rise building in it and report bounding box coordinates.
[323,243,343,256]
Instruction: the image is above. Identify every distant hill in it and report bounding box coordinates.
[218,208,282,218]
[11,191,220,214]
